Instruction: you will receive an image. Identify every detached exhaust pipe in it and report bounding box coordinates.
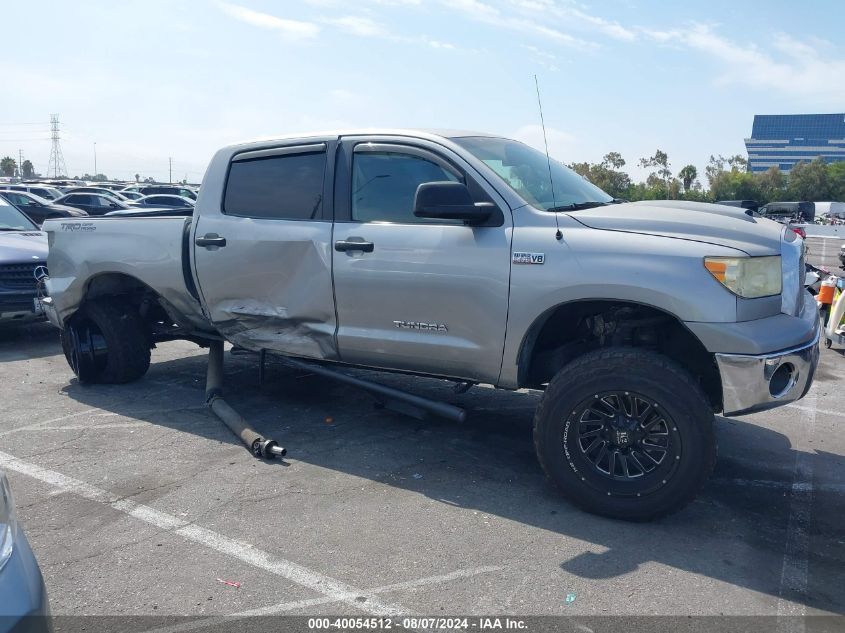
[205,340,286,459]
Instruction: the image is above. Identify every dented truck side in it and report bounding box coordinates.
[40,129,820,521]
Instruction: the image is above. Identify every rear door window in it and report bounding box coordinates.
[224,148,326,220]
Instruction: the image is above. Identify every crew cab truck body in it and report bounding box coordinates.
[41,130,820,520]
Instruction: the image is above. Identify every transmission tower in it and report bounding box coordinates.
[47,114,67,178]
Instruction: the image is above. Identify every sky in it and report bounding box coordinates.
[1,0,843,184]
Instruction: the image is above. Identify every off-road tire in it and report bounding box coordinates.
[61,299,151,384]
[533,347,716,521]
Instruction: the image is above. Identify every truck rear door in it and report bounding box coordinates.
[191,141,339,360]
[331,136,513,383]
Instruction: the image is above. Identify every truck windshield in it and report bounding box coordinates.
[454,136,612,211]
[0,197,38,231]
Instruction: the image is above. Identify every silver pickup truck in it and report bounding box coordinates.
[40,129,820,521]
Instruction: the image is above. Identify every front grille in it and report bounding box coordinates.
[0,263,43,291]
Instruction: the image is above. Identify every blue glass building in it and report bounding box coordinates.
[745,113,845,173]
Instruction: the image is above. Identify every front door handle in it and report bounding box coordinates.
[335,239,374,253]
[196,233,227,248]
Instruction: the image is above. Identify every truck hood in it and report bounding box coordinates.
[568,200,784,256]
[0,231,48,264]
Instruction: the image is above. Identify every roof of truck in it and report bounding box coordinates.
[229,128,501,149]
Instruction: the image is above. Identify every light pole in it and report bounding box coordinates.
[93,142,98,177]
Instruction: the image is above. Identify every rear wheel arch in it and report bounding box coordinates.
[69,272,172,328]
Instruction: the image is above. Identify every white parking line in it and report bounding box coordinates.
[0,408,103,438]
[139,567,503,633]
[9,422,149,432]
[775,391,817,630]
[786,403,845,419]
[0,449,409,617]
[0,406,207,439]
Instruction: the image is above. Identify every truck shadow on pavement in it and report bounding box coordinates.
[59,349,845,616]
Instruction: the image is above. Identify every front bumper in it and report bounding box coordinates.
[37,297,61,329]
[715,316,820,417]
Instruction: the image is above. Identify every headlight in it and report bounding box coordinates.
[0,472,17,571]
[704,256,782,298]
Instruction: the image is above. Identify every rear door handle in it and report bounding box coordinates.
[195,233,227,248]
[335,239,374,253]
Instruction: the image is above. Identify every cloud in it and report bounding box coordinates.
[521,45,559,71]
[512,0,636,41]
[513,124,576,160]
[442,0,597,50]
[642,23,845,105]
[322,15,388,37]
[217,2,320,39]
[318,13,463,51]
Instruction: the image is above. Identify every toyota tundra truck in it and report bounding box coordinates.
[39,130,820,521]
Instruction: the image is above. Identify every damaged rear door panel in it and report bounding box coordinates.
[191,139,339,360]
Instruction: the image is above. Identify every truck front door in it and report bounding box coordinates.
[331,137,513,383]
[192,141,339,360]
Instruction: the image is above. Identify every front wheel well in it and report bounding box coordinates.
[518,300,722,412]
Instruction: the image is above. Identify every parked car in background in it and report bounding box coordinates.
[130,194,195,210]
[814,201,845,223]
[39,179,85,192]
[136,185,197,200]
[0,471,50,630]
[2,184,64,201]
[64,187,130,201]
[91,182,132,192]
[0,190,88,225]
[758,201,815,223]
[54,192,132,216]
[119,190,144,201]
[106,207,194,218]
[0,198,47,323]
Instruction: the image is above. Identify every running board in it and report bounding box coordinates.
[278,356,468,423]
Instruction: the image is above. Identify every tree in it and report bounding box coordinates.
[705,154,747,187]
[678,165,697,192]
[0,156,16,177]
[756,166,785,203]
[21,160,34,178]
[638,149,672,186]
[787,158,831,201]
[709,169,761,202]
[827,161,845,201]
[134,173,140,182]
[568,152,632,199]
[602,151,625,170]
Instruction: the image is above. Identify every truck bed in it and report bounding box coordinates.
[42,216,210,331]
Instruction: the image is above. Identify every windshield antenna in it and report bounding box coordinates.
[534,74,562,241]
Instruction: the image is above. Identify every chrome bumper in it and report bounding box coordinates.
[38,296,62,329]
[715,325,820,417]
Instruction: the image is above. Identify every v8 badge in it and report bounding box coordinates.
[512,252,545,265]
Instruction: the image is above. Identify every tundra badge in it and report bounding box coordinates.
[393,321,448,333]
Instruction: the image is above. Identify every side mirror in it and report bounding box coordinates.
[413,181,493,225]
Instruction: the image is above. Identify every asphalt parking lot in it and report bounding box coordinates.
[0,236,843,624]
